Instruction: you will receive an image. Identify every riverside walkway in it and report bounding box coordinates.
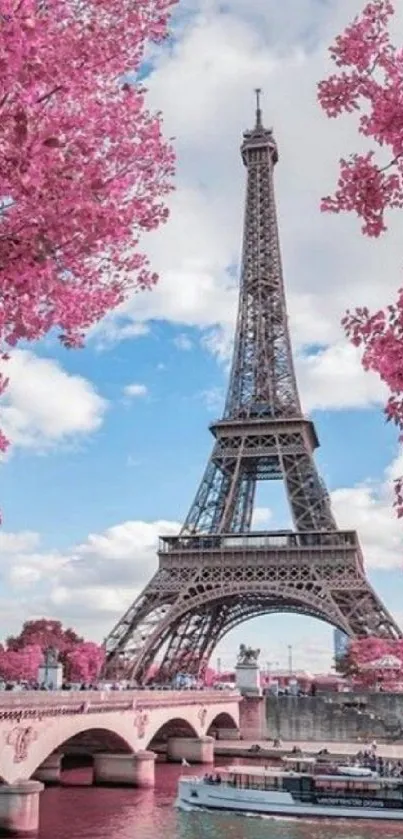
[215,738,403,760]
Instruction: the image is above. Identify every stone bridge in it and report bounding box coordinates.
[0,689,240,834]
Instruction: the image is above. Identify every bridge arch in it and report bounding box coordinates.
[145,705,239,750]
[143,706,204,750]
[206,710,238,738]
[147,716,198,750]
[62,726,133,761]
[0,715,138,785]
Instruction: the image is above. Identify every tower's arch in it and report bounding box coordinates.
[126,586,351,682]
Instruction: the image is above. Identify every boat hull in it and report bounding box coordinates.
[176,780,403,821]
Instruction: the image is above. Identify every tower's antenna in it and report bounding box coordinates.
[255,87,262,127]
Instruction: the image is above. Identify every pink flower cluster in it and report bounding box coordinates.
[321,153,401,236]
[0,0,176,454]
[319,1,403,514]
[318,0,402,237]
[346,637,403,688]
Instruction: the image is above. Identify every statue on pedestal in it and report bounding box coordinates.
[237,644,260,666]
[44,647,59,667]
[38,647,63,690]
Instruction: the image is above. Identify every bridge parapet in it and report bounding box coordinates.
[0,690,240,721]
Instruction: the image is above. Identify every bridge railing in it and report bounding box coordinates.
[0,689,240,711]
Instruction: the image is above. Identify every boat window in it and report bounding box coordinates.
[283,776,303,794]
[190,790,198,798]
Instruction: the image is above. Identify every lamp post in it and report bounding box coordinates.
[288,645,293,676]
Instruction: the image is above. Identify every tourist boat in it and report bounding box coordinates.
[176,758,403,821]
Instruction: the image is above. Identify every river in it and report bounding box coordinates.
[38,764,403,839]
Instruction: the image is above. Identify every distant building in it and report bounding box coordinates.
[261,669,345,694]
[334,629,350,663]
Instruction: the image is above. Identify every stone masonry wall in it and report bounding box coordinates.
[265,693,403,743]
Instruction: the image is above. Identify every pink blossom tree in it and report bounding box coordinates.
[0,644,43,682]
[344,637,403,688]
[318,0,403,513]
[0,0,176,454]
[6,619,82,655]
[65,642,105,684]
[4,619,103,683]
[203,667,217,687]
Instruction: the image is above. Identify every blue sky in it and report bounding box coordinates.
[0,0,402,673]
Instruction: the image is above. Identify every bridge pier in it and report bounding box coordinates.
[215,728,241,741]
[93,751,156,787]
[0,781,43,836]
[239,695,265,740]
[167,736,214,764]
[33,753,62,785]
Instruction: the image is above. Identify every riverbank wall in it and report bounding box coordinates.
[256,693,403,743]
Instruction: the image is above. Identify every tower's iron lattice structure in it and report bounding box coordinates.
[104,93,401,682]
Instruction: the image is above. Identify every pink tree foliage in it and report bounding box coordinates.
[346,637,403,687]
[146,663,160,682]
[0,644,43,682]
[203,667,216,687]
[318,0,403,513]
[0,0,176,455]
[4,619,103,683]
[65,642,105,684]
[6,619,82,655]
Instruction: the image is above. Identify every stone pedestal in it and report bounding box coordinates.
[33,753,62,785]
[167,736,214,764]
[93,751,156,788]
[0,781,43,836]
[236,663,261,696]
[37,663,63,691]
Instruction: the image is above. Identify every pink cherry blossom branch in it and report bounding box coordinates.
[0,0,177,486]
[318,0,403,515]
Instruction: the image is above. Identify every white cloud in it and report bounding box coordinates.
[8,553,65,589]
[0,519,181,640]
[123,383,149,399]
[93,320,150,349]
[173,334,193,351]
[199,386,224,412]
[0,531,40,554]
[331,484,403,571]
[0,350,107,451]
[251,507,272,528]
[297,342,387,412]
[330,446,403,571]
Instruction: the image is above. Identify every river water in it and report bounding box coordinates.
[38,764,403,839]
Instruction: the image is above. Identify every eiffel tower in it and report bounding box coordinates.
[104,91,401,682]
